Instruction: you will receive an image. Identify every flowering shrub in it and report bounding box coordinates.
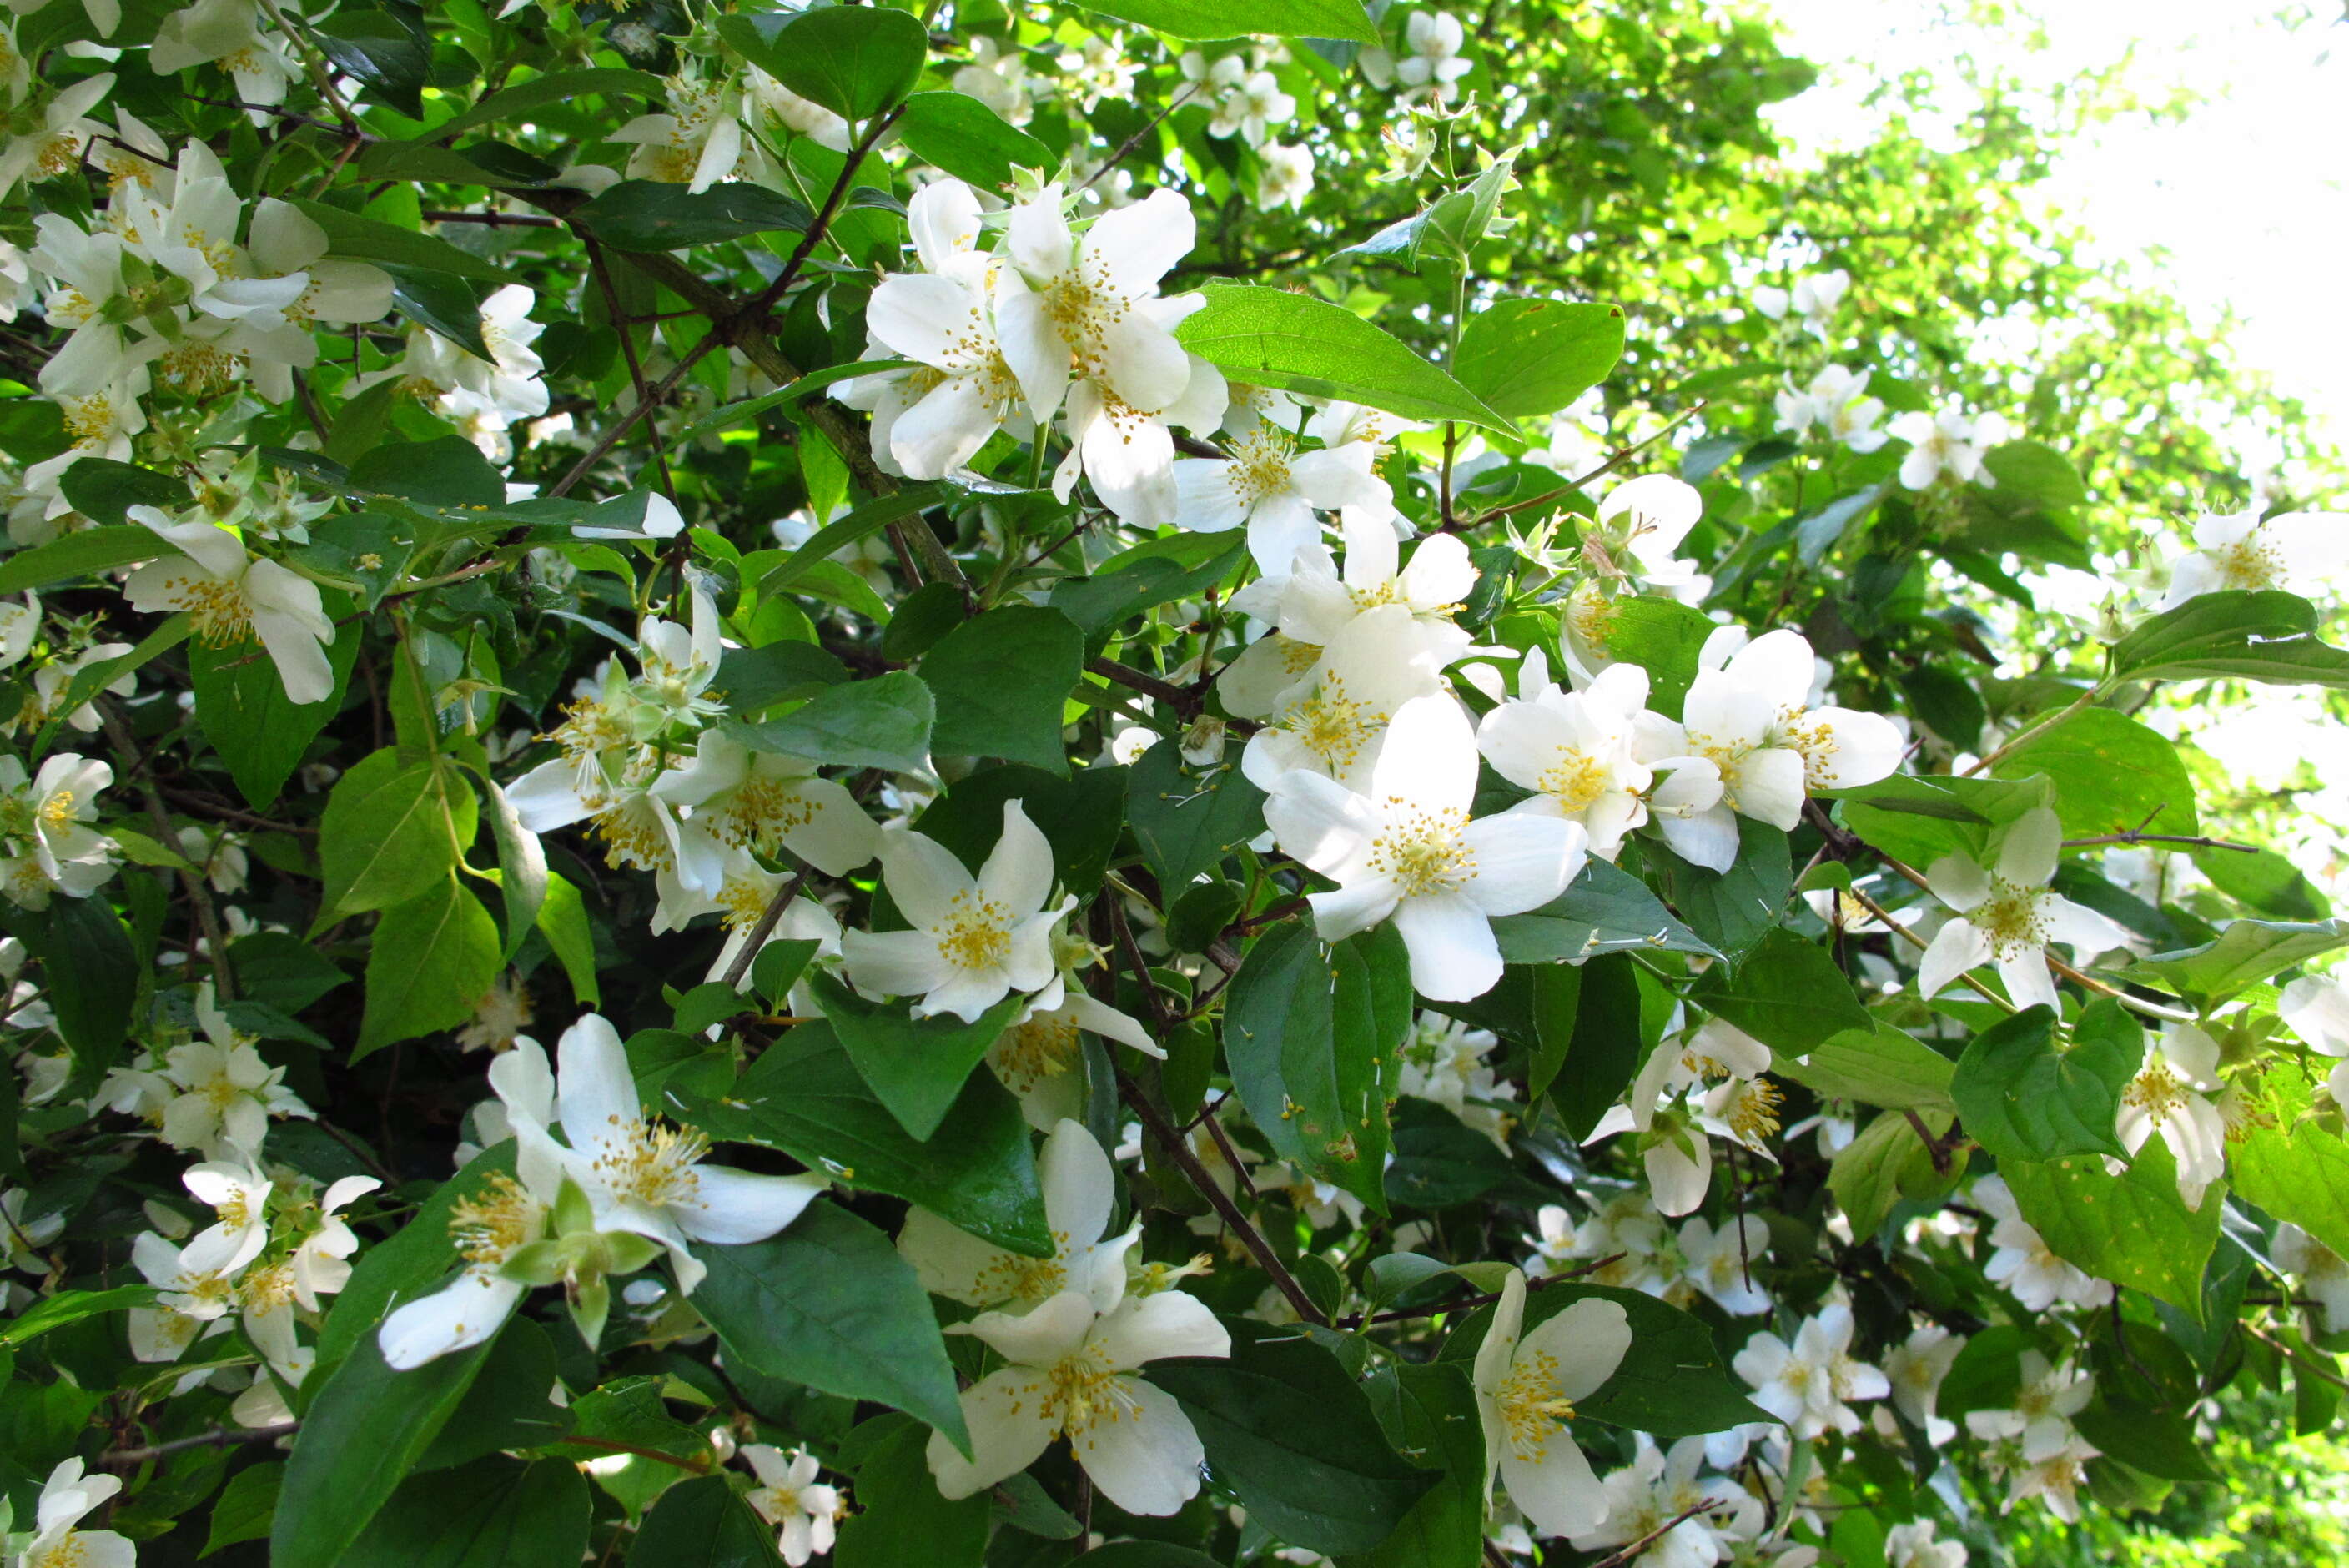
[0,1,2346,1565]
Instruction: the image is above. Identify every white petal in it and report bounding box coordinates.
[1460,813,1587,917]
[556,1013,640,1148]
[671,1167,826,1244]
[1392,892,1502,1003]
[1997,807,2062,887]
[378,1271,523,1369]
[928,1368,1058,1498]
[1918,917,1991,999]
[1090,1289,1230,1370]
[1041,1118,1114,1254]
[978,799,1054,917]
[1073,1377,1206,1516]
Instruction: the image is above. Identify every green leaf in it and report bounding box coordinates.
[7,893,138,1076]
[2196,844,2327,922]
[567,1379,713,1518]
[717,7,927,122]
[833,1417,989,1568]
[350,435,508,507]
[0,522,176,593]
[2002,1139,2223,1315]
[713,639,849,712]
[1691,928,1870,1051]
[1539,953,1643,1140]
[809,971,1024,1141]
[341,1458,590,1568]
[0,1284,155,1345]
[536,872,601,1007]
[894,91,1052,192]
[1064,0,1376,41]
[757,483,951,598]
[204,1460,283,1556]
[1647,820,1792,962]
[2110,589,2349,690]
[29,613,189,756]
[1225,922,1409,1214]
[290,199,521,284]
[414,1320,571,1472]
[679,360,909,445]
[1337,1362,1486,1568]
[2121,918,2349,1007]
[2231,1070,2349,1260]
[1597,596,1715,719]
[1439,1282,1769,1436]
[390,269,493,361]
[1453,299,1625,420]
[573,179,816,252]
[910,763,1127,897]
[2073,1399,2222,1485]
[357,878,503,1059]
[1127,743,1266,897]
[1828,1109,1962,1235]
[675,1019,1051,1258]
[1334,158,1514,269]
[319,749,475,918]
[1981,440,2090,509]
[189,611,361,808]
[1384,1098,1515,1209]
[314,11,429,115]
[58,459,189,525]
[727,670,935,774]
[1149,1320,1435,1555]
[1490,857,1719,964]
[1952,1003,2132,1162]
[922,606,1084,775]
[1831,771,2054,870]
[1050,534,1246,638]
[1176,284,1512,432]
[428,67,666,141]
[271,1333,498,1568]
[692,1204,970,1451]
[1772,1022,1954,1112]
[1994,706,2198,837]
[629,1475,787,1568]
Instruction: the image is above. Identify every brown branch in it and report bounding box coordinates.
[1480,400,1711,523]
[1335,1254,1627,1330]
[2061,831,2259,854]
[1587,1503,1712,1568]
[100,702,234,1001]
[98,1421,297,1468]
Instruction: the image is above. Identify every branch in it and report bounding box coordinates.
[1479,401,1711,523]
[2062,831,2260,854]
[99,1421,297,1468]
[1587,1504,1713,1568]
[1335,1254,1627,1330]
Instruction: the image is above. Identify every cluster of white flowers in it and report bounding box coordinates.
[1361,11,1475,103]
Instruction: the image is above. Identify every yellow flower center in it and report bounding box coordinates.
[1366,803,1476,897]
[2214,534,2284,591]
[2123,1059,2189,1125]
[592,1119,709,1209]
[1494,1349,1577,1461]
[993,1013,1081,1090]
[1033,1346,1139,1436]
[167,576,258,648]
[707,776,816,853]
[1537,748,1612,812]
[449,1173,543,1266]
[1723,1078,1783,1143]
[1972,878,2049,957]
[1224,427,1295,507]
[975,1238,1071,1302]
[936,891,1014,972]
[1279,671,1386,774]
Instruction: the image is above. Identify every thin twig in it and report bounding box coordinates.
[716,864,817,993]
[2062,832,2259,854]
[98,1422,297,1468]
[1481,402,1711,522]
[1587,1504,1713,1568]
[1336,1254,1627,1329]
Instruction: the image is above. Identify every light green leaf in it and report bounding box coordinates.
[535,872,601,1007]
[717,7,927,123]
[356,877,503,1059]
[1773,1021,1954,1112]
[2110,589,2349,690]
[1177,284,1512,432]
[1453,299,1625,420]
[2231,1069,2349,1260]
[319,749,476,918]
[2002,1139,2222,1315]
[2121,918,2349,1007]
[0,521,174,593]
[1064,0,1376,42]
[1994,705,2198,837]
[726,670,935,774]
[1981,440,2089,509]
[894,91,1051,192]
[1829,1108,1962,1235]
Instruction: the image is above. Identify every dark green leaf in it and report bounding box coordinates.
[429,68,666,141]
[58,460,189,525]
[809,972,1024,1141]
[833,1417,988,1568]
[291,200,521,284]
[204,1461,283,1555]
[350,436,507,507]
[1384,1099,1515,1209]
[8,894,138,1075]
[717,7,927,123]
[727,670,935,774]
[629,1475,786,1568]
[1690,928,1869,1051]
[1149,1321,1435,1555]
[675,1020,1052,1258]
[574,179,816,252]
[1127,743,1266,897]
[0,521,178,592]
[911,763,1127,896]
[319,1142,517,1369]
[1337,1362,1486,1568]
[1952,1003,2131,1162]
[0,1284,155,1345]
[341,1458,589,1568]
[693,1204,970,1451]
[894,91,1052,192]
[189,606,360,808]
[2073,1400,2221,1485]
[1647,819,1791,962]
[923,606,1085,775]
[1491,857,1719,963]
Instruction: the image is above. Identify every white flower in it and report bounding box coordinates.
[988,934,1164,1129]
[15,1458,135,1568]
[2003,1431,2096,1522]
[1172,420,1391,571]
[157,983,313,1158]
[1964,1352,2092,1461]
[1973,1174,2111,1311]
[0,751,117,907]
[1471,1269,1631,1539]
[841,799,1077,1023]
[747,67,851,151]
[899,1118,1139,1313]
[1882,1324,1963,1447]
[1238,514,1476,666]
[742,1445,848,1566]
[649,730,879,892]
[1257,142,1315,210]
[994,185,1213,525]
[1917,807,2126,1011]
[1758,269,1849,337]
[1585,1017,1773,1215]
[952,36,1034,127]
[2273,1223,2349,1334]
[611,74,748,193]
[1884,1520,1967,1568]
[1774,365,1887,453]
[1,1185,63,1272]
[527,1014,828,1294]
[1585,474,1709,599]
[379,1137,556,1368]
[1676,1214,1770,1316]
[927,1288,1230,1515]
[1732,1303,1888,1440]
[123,510,335,705]
[2115,1023,2227,1209]
[1889,406,1994,490]
[150,0,298,118]
[1207,70,1295,145]
[285,1174,380,1309]
[1240,603,1448,791]
[1478,661,1664,860]
[861,179,1034,479]
[179,1158,272,1276]
[1397,1013,1512,1148]
[1263,694,1588,1002]
[2156,506,2349,610]
[0,74,113,200]
[1572,1435,1759,1568]
[1396,11,1472,99]
[2281,974,2349,1108]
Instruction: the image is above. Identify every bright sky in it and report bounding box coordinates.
[1758,0,2349,460]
